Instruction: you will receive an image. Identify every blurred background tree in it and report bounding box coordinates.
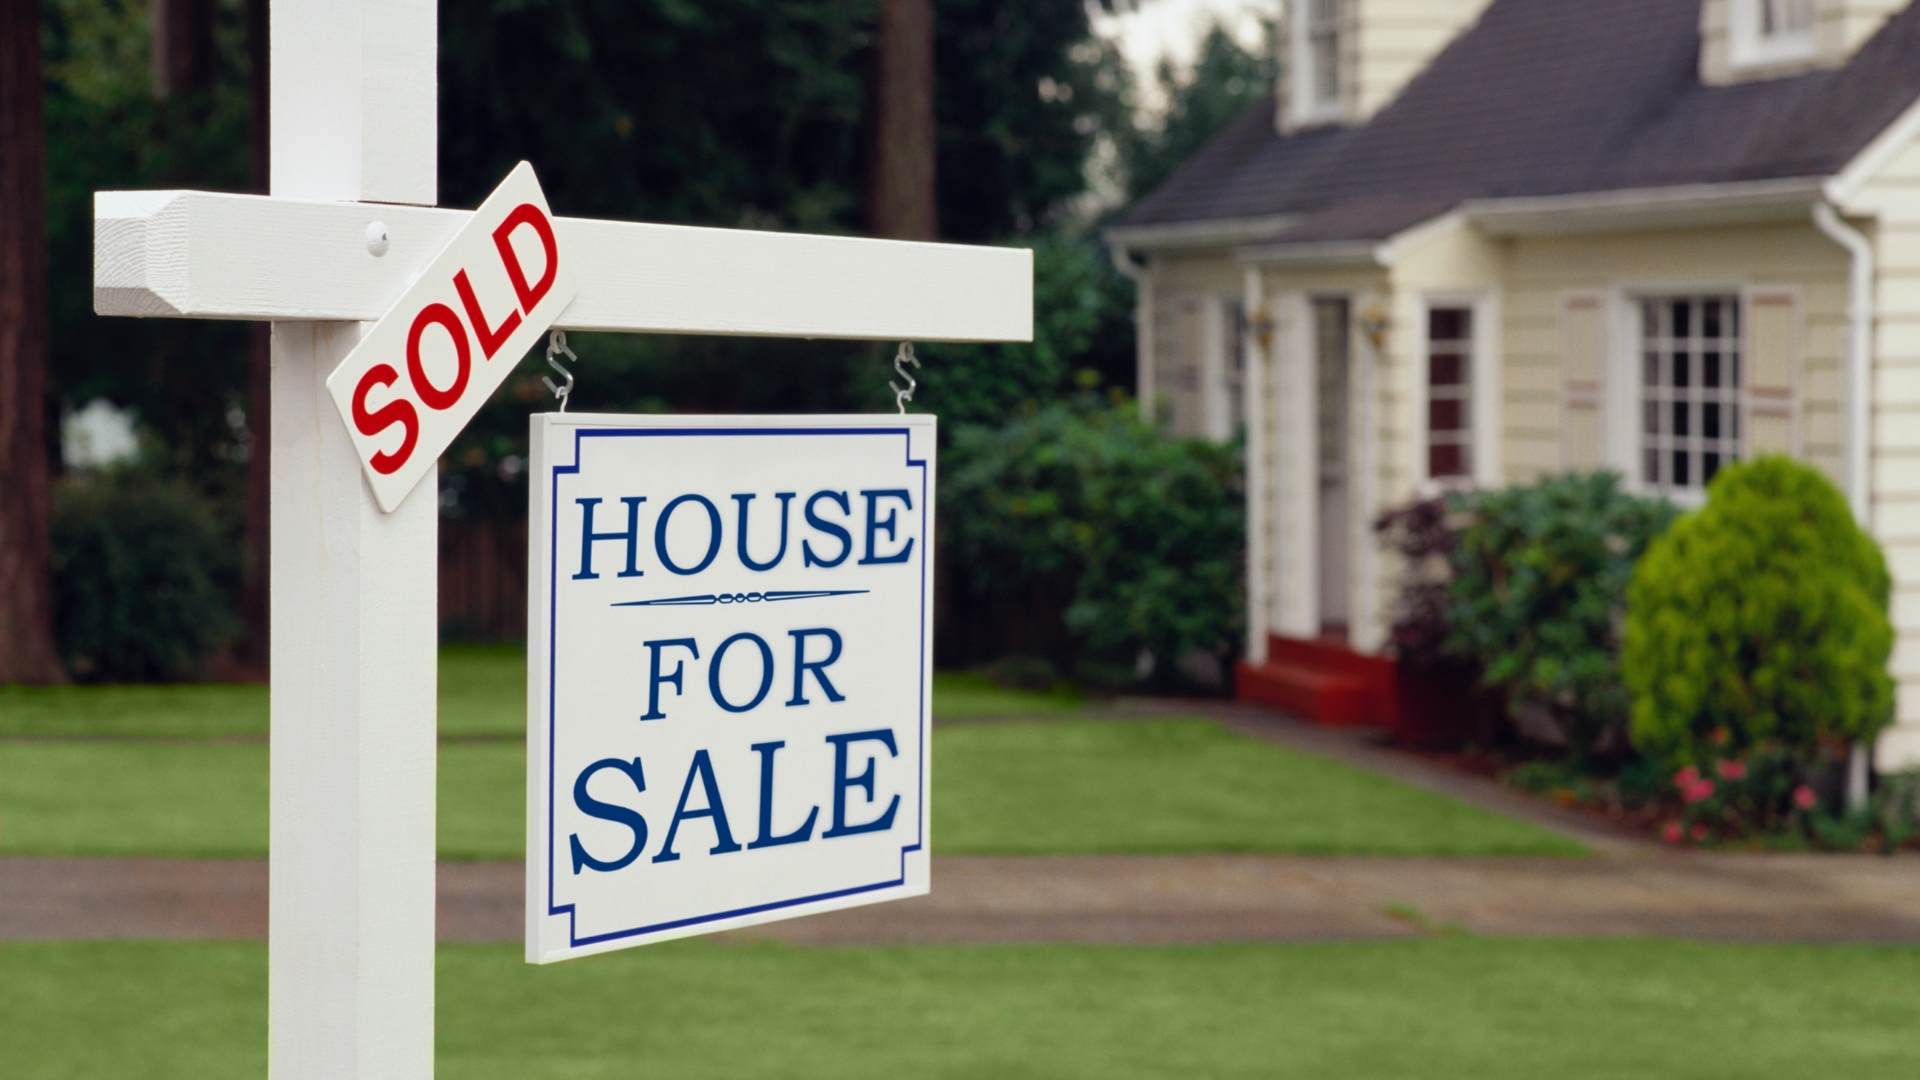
[29,0,1272,687]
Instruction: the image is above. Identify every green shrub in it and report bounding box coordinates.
[51,469,239,682]
[1445,472,1678,762]
[1623,456,1892,773]
[943,403,1243,687]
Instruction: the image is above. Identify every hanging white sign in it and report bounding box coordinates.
[327,161,579,511]
[526,412,935,962]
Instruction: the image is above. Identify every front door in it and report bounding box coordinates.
[1314,297,1350,639]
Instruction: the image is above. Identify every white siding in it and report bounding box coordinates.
[1849,128,1920,767]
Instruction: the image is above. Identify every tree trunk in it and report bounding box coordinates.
[239,0,271,671]
[866,0,937,241]
[152,0,217,99]
[0,0,67,684]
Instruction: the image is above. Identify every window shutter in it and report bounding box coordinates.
[1743,288,1799,456]
[1559,292,1608,470]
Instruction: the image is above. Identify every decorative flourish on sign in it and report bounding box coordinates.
[543,329,578,412]
[611,589,870,608]
[890,341,920,414]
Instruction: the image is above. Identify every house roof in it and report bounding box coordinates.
[1117,0,1920,246]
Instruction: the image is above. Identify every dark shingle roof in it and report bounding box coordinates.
[1118,0,1920,243]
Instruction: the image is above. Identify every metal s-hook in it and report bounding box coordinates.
[543,330,578,412]
[890,342,920,414]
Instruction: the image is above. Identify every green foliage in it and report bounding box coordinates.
[910,233,1133,426]
[43,0,256,494]
[1623,457,1893,772]
[943,404,1242,683]
[44,0,1135,523]
[51,469,239,682]
[1111,20,1279,201]
[1445,473,1678,761]
[1652,751,1918,853]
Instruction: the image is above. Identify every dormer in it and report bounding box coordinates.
[1700,0,1906,84]
[1278,0,1496,133]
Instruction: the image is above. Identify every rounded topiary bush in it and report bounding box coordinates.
[1623,456,1892,771]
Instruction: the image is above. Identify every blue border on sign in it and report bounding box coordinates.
[544,426,929,950]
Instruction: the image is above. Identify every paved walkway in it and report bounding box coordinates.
[7,850,1920,943]
[7,701,1918,945]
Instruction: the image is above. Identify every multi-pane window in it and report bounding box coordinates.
[1642,297,1741,493]
[1308,0,1340,110]
[1426,308,1473,479]
[1737,0,1815,65]
[1758,0,1814,39]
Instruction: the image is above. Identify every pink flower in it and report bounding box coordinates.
[1793,785,1818,811]
[1680,779,1716,804]
[1715,760,1748,782]
[1690,823,1710,842]
[1661,821,1684,844]
[1674,766,1701,788]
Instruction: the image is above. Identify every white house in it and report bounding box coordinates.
[1106,0,1920,765]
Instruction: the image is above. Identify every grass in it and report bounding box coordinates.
[5,937,1920,1079]
[929,671,1084,719]
[1,718,1577,859]
[1,647,1576,858]
[438,644,530,739]
[935,718,1581,855]
[0,650,1087,740]
[439,741,523,860]
[0,742,269,857]
[0,682,268,739]
[0,740,511,859]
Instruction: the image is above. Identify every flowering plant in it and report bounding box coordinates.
[1655,738,1920,851]
[1657,743,1802,845]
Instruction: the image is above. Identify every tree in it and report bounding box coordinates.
[867,0,937,240]
[240,0,269,668]
[1113,20,1278,203]
[151,0,215,99]
[0,0,67,683]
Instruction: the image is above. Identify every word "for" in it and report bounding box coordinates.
[638,628,845,720]
[574,489,915,579]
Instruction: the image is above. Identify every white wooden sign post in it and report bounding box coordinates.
[91,0,1030,1074]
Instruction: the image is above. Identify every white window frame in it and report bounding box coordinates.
[1413,290,1502,489]
[1729,0,1817,69]
[1611,287,1746,506]
[1288,0,1343,127]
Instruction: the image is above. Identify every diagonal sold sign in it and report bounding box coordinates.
[327,161,579,511]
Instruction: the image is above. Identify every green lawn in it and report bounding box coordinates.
[6,937,1919,1079]
[0,741,507,859]
[928,671,1084,719]
[937,718,1580,855]
[0,649,1085,741]
[438,644,530,739]
[1,718,1577,858]
[0,742,269,857]
[0,682,268,739]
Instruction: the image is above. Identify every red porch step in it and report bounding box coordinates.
[1234,659,1375,724]
[1234,634,1397,727]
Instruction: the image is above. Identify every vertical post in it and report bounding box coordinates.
[268,1,439,1077]
[1242,267,1268,664]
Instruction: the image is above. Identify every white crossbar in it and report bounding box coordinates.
[95,190,1033,342]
